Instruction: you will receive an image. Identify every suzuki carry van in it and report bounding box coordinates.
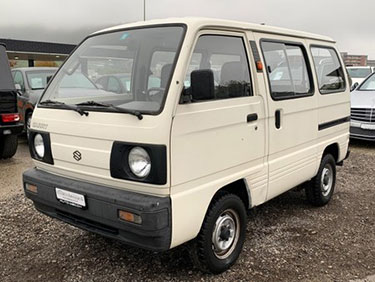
[23,18,350,273]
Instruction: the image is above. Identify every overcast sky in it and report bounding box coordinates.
[1,0,374,58]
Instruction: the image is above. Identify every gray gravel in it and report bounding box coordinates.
[0,138,374,281]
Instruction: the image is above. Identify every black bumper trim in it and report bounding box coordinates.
[318,116,350,131]
[23,168,171,251]
[0,123,23,135]
[350,126,375,141]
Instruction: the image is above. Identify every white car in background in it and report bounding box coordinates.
[347,66,374,88]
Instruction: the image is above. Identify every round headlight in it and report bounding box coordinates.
[34,134,45,158]
[128,147,151,178]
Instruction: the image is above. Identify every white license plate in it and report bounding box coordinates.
[55,188,86,208]
[361,124,375,130]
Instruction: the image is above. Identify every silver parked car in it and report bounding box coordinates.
[350,72,375,140]
[11,67,57,136]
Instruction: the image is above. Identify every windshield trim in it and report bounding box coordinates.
[38,23,188,116]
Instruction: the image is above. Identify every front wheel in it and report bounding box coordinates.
[305,154,336,206]
[190,192,247,274]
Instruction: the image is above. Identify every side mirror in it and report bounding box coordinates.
[351,82,359,92]
[46,75,53,84]
[15,84,22,91]
[190,69,215,101]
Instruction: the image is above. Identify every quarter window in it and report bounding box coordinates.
[310,46,346,94]
[261,41,313,100]
[185,35,252,101]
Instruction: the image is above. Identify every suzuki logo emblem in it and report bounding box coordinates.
[73,150,82,161]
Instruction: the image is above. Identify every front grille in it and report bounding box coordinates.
[351,108,375,122]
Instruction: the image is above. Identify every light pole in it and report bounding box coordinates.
[143,0,146,21]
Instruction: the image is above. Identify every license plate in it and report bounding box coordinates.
[361,124,375,130]
[55,188,86,208]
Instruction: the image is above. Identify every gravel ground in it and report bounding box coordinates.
[0,138,374,281]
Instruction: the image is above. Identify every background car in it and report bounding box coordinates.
[350,72,375,140]
[11,67,57,136]
[347,66,374,88]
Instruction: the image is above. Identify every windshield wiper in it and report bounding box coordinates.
[76,101,143,120]
[39,100,89,116]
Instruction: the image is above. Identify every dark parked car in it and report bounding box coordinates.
[0,43,23,159]
[11,67,57,136]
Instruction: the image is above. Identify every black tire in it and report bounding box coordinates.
[0,138,3,159]
[0,135,18,159]
[25,111,33,140]
[305,154,336,206]
[190,192,247,274]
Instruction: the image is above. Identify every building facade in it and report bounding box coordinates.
[340,52,368,66]
[0,38,75,68]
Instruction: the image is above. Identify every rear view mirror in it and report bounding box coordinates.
[351,82,359,92]
[191,69,215,101]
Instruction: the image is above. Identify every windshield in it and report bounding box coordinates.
[40,26,185,114]
[26,70,56,90]
[347,68,372,78]
[358,73,375,91]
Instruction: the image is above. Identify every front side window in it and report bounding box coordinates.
[26,70,56,90]
[311,46,346,94]
[40,26,185,114]
[13,71,25,91]
[261,41,312,100]
[185,35,252,101]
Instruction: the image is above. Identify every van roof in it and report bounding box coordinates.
[93,17,335,43]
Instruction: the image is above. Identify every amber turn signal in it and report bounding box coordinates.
[25,183,38,194]
[118,210,142,224]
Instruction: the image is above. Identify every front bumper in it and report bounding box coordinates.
[350,126,375,141]
[0,123,23,135]
[23,168,171,251]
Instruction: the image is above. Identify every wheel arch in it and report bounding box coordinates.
[322,143,339,163]
[170,177,252,248]
[211,179,251,210]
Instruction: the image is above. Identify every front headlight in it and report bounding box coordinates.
[34,134,45,158]
[128,147,151,178]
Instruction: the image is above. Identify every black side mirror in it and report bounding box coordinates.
[191,69,215,101]
[351,82,359,92]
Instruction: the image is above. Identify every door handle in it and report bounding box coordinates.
[275,109,281,129]
[247,113,258,123]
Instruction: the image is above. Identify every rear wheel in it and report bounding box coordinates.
[25,112,33,140]
[0,135,18,159]
[305,154,336,206]
[190,192,247,274]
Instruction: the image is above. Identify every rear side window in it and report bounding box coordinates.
[261,41,313,100]
[185,35,252,101]
[310,46,346,94]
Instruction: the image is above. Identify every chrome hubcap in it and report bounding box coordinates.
[321,165,333,197]
[212,209,240,259]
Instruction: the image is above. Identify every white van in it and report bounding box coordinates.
[23,18,350,273]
